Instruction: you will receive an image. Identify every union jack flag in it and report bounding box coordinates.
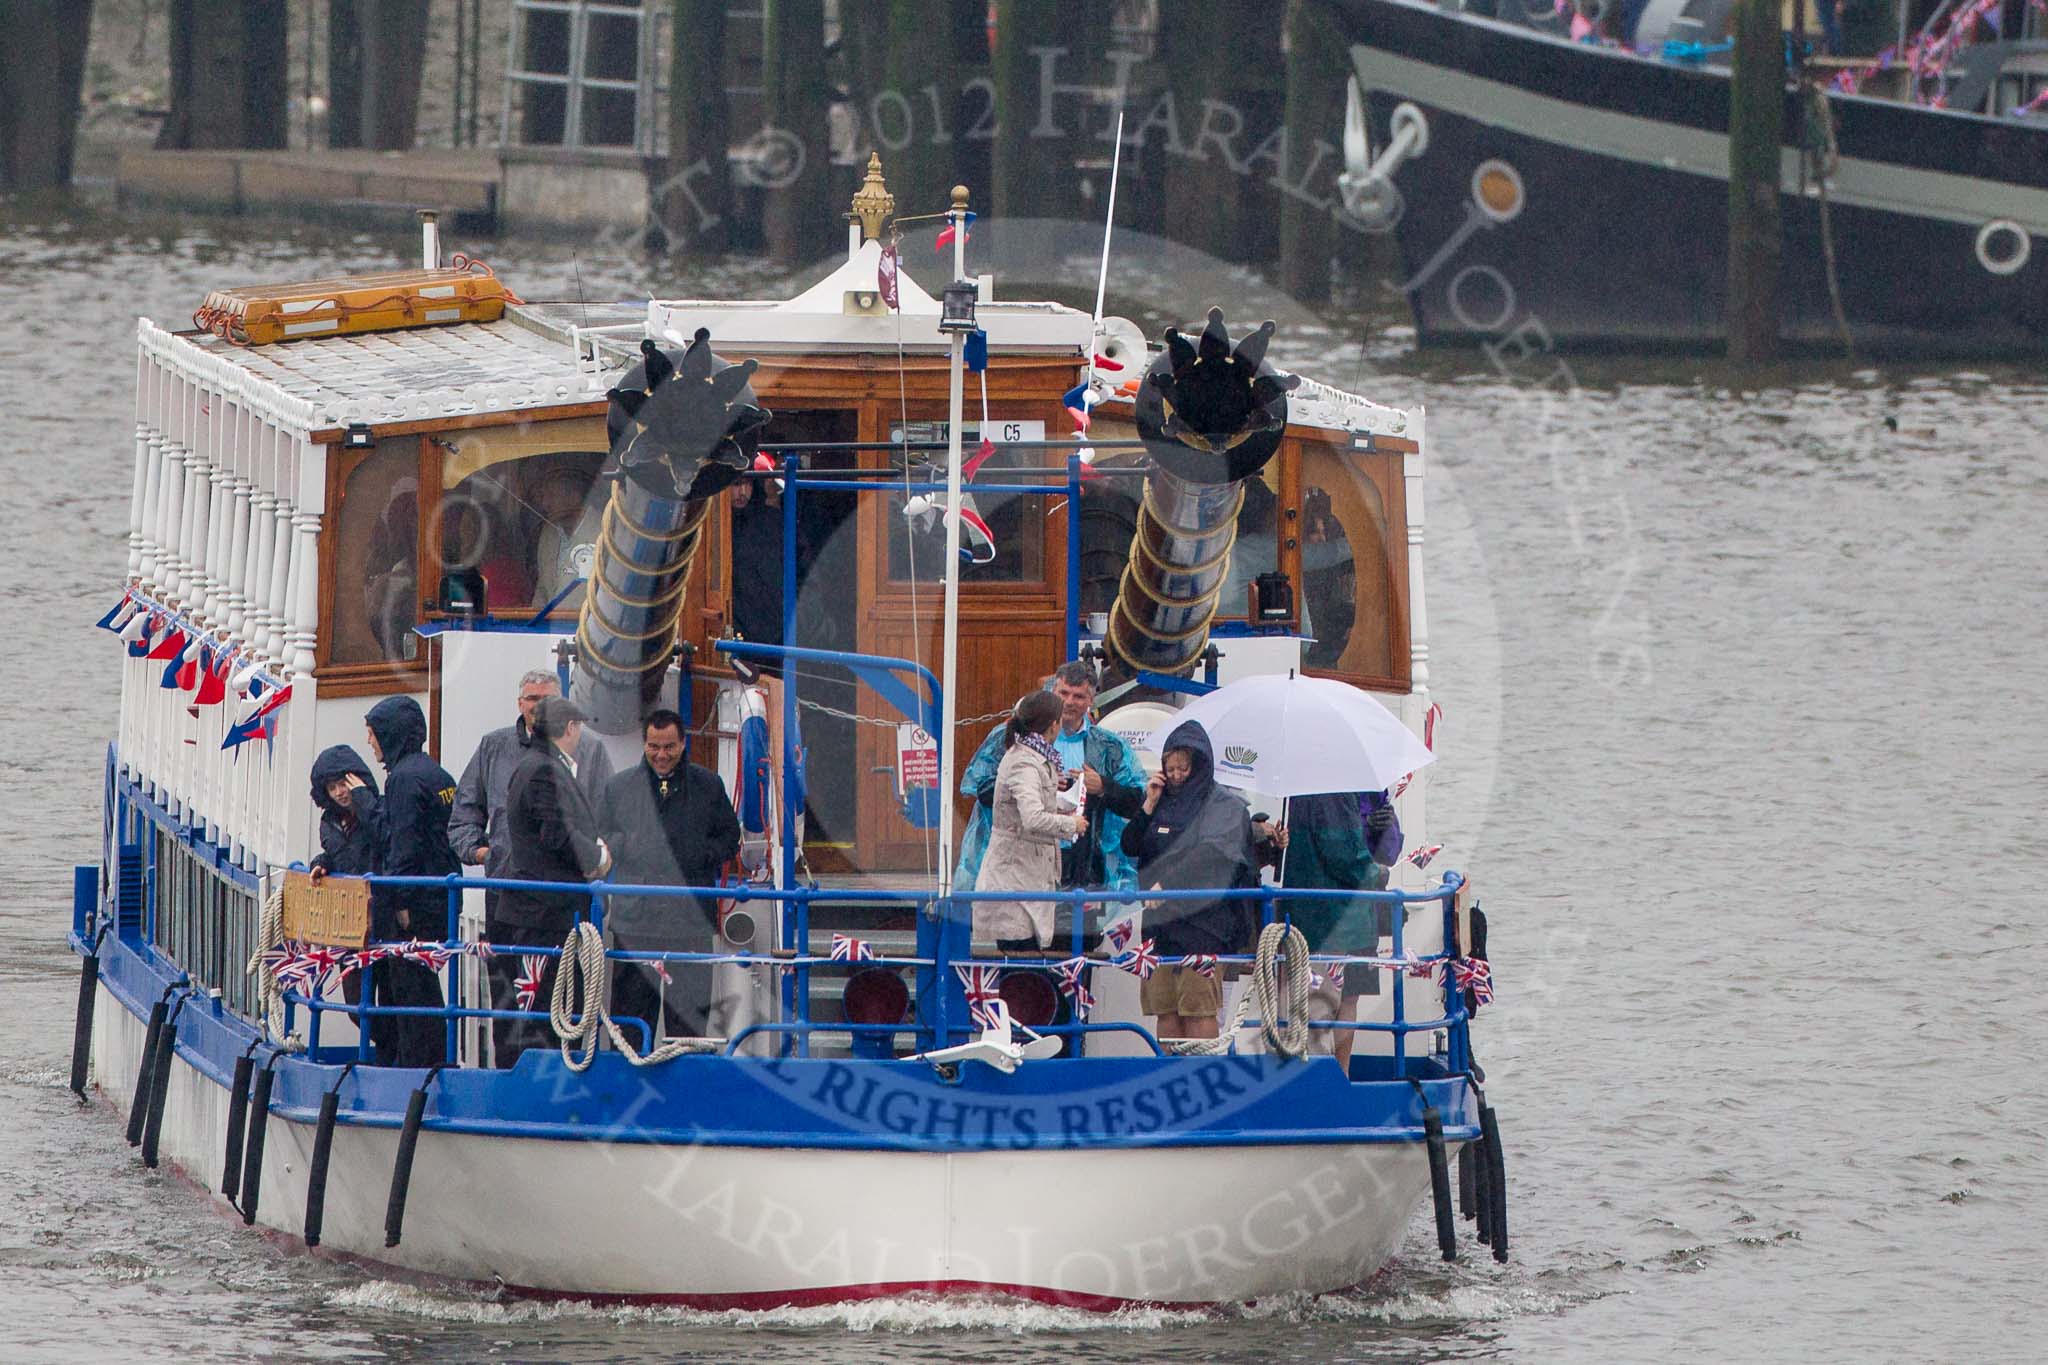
[1406,842,1444,870]
[1452,957,1495,1005]
[653,958,673,986]
[830,933,875,962]
[1424,700,1444,751]
[1402,956,1440,982]
[953,965,1005,1030]
[1054,956,1094,1015]
[262,943,318,992]
[1177,954,1218,979]
[398,939,456,971]
[1392,772,1413,800]
[514,953,550,1010]
[298,944,347,990]
[1103,914,1136,953]
[1113,938,1159,980]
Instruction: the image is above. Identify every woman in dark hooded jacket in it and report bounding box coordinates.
[1120,719,1260,1040]
[310,744,382,876]
[308,744,386,1052]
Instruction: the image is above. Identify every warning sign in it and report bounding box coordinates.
[897,723,939,793]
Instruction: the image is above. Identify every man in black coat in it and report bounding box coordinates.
[362,696,457,1069]
[492,697,613,1066]
[600,709,741,1043]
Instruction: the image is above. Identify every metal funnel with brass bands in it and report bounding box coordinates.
[572,331,767,733]
[1106,309,1297,678]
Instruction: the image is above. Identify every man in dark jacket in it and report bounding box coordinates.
[600,709,741,1043]
[362,696,457,1069]
[492,697,613,1066]
[449,670,613,915]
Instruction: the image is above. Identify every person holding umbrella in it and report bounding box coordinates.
[1121,720,1262,1041]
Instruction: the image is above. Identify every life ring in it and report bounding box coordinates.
[1976,219,2031,276]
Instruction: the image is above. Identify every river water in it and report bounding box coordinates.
[1,198,2041,1362]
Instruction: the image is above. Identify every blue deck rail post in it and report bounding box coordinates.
[1391,889,1407,1077]
[444,874,462,1066]
[780,452,801,895]
[1065,452,1083,660]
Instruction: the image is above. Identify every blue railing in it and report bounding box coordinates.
[265,868,1470,1076]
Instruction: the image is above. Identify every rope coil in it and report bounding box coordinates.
[550,921,723,1069]
[1161,920,1312,1059]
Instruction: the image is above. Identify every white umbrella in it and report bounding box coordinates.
[1149,673,1435,798]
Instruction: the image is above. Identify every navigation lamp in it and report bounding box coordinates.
[343,422,375,449]
[939,279,979,334]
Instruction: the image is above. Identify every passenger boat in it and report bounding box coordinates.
[1330,0,2048,355]
[66,159,1506,1309]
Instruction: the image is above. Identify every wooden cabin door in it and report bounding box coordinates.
[852,395,1072,874]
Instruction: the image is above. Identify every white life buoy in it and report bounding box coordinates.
[1976,219,2031,277]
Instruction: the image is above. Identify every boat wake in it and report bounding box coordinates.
[327,1263,1571,1334]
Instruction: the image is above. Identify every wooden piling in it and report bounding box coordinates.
[0,0,94,189]
[883,0,960,218]
[327,0,431,151]
[764,0,831,263]
[158,0,289,151]
[1279,0,1348,302]
[991,0,1086,223]
[1726,0,1783,362]
[666,0,732,253]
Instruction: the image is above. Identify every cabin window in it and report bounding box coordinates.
[329,437,423,665]
[1293,444,1399,681]
[433,418,610,617]
[882,426,1045,585]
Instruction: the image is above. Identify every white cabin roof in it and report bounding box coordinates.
[137,314,608,436]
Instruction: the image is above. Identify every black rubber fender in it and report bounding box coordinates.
[1458,1137,1477,1222]
[304,1089,341,1249]
[1474,1117,1495,1246]
[1480,1101,1509,1262]
[220,1051,255,1200]
[139,1009,180,1168]
[1422,1105,1457,1262]
[69,951,99,1101]
[384,1081,431,1247]
[125,997,167,1146]
[239,1061,277,1225]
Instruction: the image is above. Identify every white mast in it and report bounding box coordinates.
[936,186,970,897]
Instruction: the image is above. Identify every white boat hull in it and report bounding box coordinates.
[94,986,1443,1307]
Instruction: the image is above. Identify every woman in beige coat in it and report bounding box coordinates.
[973,690,1088,949]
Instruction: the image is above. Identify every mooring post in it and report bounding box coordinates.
[1727,0,1784,363]
[1279,0,1349,303]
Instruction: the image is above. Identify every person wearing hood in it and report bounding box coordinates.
[449,670,613,919]
[1120,719,1261,1041]
[599,709,741,1043]
[493,696,613,1066]
[362,695,457,1068]
[308,744,386,1055]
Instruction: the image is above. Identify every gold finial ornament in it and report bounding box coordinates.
[951,184,970,213]
[850,152,895,241]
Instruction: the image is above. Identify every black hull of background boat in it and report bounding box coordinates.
[1335,0,2048,356]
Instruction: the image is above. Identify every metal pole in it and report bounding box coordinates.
[936,188,969,898]
[781,452,800,893]
[1065,452,1083,660]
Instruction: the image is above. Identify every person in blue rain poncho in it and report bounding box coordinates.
[954,662,1148,905]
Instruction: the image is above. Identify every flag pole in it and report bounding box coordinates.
[1087,110,1126,397]
[936,186,970,898]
